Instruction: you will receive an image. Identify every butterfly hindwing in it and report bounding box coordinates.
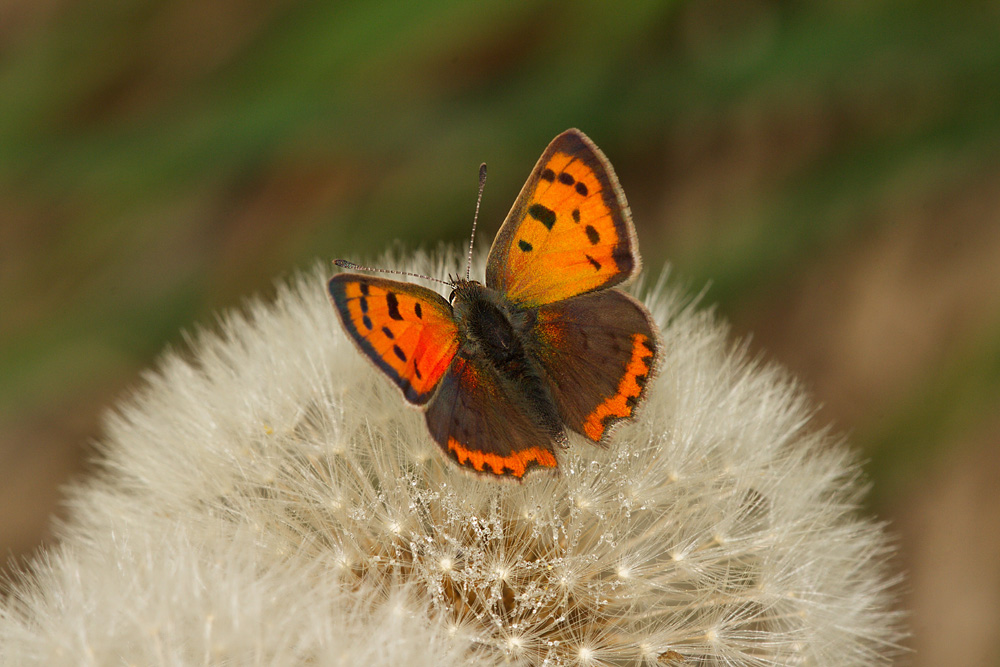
[425,351,564,479]
[532,289,658,443]
[328,275,459,405]
[486,128,638,306]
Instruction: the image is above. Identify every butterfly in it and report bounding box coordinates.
[329,129,658,480]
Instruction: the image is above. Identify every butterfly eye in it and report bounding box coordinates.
[448,289,458,304]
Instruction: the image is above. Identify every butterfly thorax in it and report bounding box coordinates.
[449,280,535,368]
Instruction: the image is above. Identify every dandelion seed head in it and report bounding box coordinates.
[1,251,903,665]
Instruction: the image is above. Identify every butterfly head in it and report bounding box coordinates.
[447,277,486,308]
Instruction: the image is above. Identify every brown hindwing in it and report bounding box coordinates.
[424,352,564,479]
[532,289,658,442]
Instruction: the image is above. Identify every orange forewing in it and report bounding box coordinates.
[328,275,459,405]
[486,129,638,306]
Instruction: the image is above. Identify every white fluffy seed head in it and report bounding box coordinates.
[0,250,904,665]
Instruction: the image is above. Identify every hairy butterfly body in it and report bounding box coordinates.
[329,129,658,479]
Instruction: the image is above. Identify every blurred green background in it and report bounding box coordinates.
[2,1,999,663]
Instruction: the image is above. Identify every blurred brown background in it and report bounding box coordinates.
[2,1,999,664]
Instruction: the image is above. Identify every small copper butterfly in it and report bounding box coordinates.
[329,129,658,479]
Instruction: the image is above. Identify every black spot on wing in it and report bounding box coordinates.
[585,225,600,245]
[558,172,575,185]
[414,364,422,380]
[528,203,556,230]
[414,302,422,319]
[386,292,403,320]
[612,245,634,272]
[572,209,580,223]
[360,283,370,296]
[518,239,533,252]
[362,315,373,330]
[585,254,601,271]
[575,182,588,197]
[381,326,394,339]
[393,344,407,362]
[540,168,555,182]
[359,297,369,313]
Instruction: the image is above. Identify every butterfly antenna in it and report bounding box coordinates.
[333,259,453,287]
[465,163,488,281]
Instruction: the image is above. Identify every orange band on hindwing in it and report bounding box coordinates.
[446,438,557,479]
[582,333,655,441]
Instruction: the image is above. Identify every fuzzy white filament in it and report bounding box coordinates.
[0,251,903,665]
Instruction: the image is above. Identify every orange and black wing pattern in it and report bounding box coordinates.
[329,275,459,405]
[533,290,657,443]
[424,353,563,480]
[485,128,639,306]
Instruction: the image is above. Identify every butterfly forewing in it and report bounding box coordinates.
[486,129,638,306]
[328,275,459,405]
[533,290,657,443]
